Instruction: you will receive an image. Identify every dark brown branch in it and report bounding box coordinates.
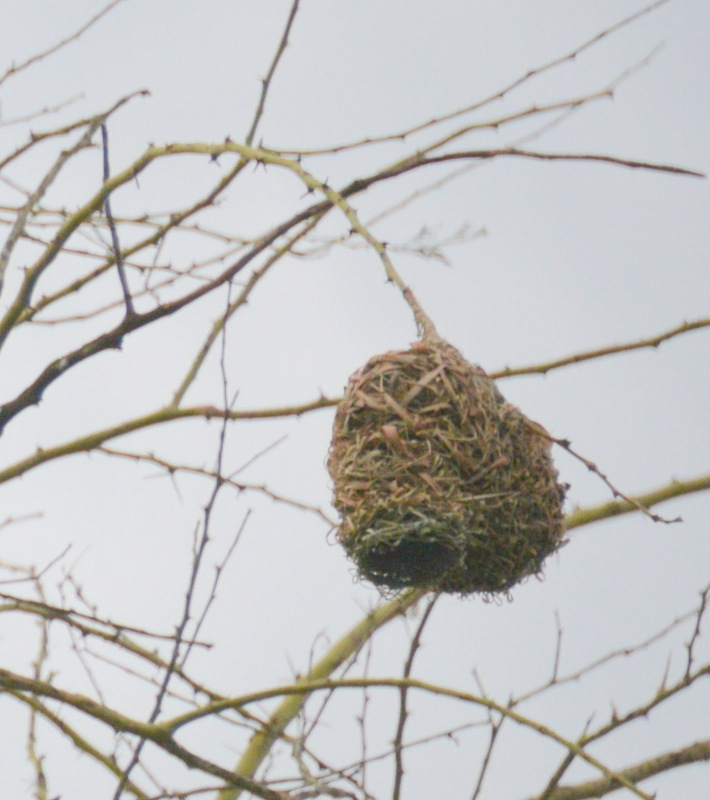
[0,92,146,312]
[100,123,134,315]
[414,148,704,179]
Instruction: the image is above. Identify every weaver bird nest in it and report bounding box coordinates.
[328,338,567,596]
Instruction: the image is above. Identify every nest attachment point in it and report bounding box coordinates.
[328,338,567,596]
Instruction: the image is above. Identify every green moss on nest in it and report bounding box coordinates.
[328,338,566,596]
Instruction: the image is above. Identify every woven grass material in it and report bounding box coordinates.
[328,338,566,596]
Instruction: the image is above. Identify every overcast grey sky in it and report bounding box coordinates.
[1,2,709,798]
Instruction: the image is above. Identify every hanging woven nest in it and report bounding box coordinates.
[328,337,567,596]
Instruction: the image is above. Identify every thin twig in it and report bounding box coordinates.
[0,396,339,482]
[414,147,704,178]
[179,506,249,668]
[9,691,149,798]
[268,0,674,158]
[357,638,374,794]
[537,428,683,525]
[201,675,653,800]
[514,606,698,705]
[95,446,335,525]
[217,590,427,800]
[531,739,710,800]
[0,120,100,296]
[0,94,84,128]
[101,123,134,315]
[468,670,504,800]
[113,289,236,796]
[0,592,211,646]
[116,281,245,794]
[246,0,301,146]
[492,318,710,379]
[0,0,126,88]
[172,213,323,406]
[392,595,439,800]
[684,582,709,680]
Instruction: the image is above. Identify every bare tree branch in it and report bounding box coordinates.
[0,0,126,88]
[531,739,710,800]
[565,475,710,530]
[245,0,301,146]
[492,318,710,378]
[217,591,427,800]
[392,595,439,800]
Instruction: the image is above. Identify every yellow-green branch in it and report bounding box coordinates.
[216,589,426,800]
[215,674,648,800]
[564,475,710,530]
[491,318,710,379]
[0,397,338,484]
[8,690,149,799]
[537,738,710,800]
